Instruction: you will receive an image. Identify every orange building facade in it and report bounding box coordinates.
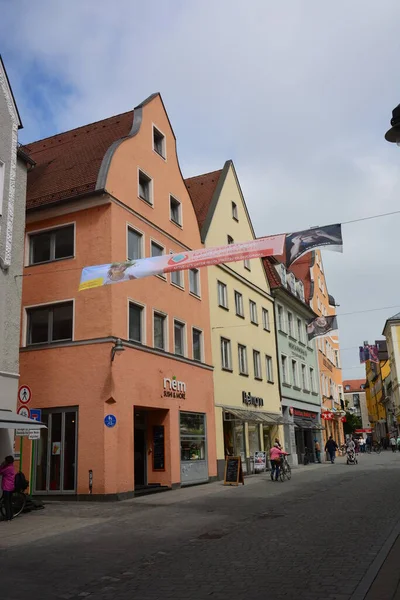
[291,250,344,446]
[19,94,217,498]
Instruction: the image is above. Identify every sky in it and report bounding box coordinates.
[2,0,400,378]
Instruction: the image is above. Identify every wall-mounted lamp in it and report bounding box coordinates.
[385,104,400,145]
[111,338,125,362]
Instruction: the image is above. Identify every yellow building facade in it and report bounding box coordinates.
[365,359,390,441]
[383,313,400,431]
[186,161,282,478]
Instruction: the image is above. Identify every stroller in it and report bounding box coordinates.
[346,446,358,465]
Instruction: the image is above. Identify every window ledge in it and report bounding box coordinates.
[254,377,263,382]
[170,219,183,229]
[251,321,259,327]
[171,282,185,292]
[267,379,274,385]
[289,335,297,342]
[311,392,319,397]
[279,330,288,336]
[303,389,311,394]
[138,195,154,208]
[236,313,245,319]
[156,274,167,282]
[299,341,306,347]
[222,367,233,373]
[263,327,271,333]
[218,304,229,312]
[26,255,76,268]
[189,292,201,301]
[239,372,249,377]
[233,216,239,222]
[244,266,251,272]
[293,386,302,391]
[282,382,291,388]
[153,149,166,161]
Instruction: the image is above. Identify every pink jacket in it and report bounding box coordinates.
[0,464,15,492]
[269,446,286,461]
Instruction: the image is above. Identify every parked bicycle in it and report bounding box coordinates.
[0,490,27,520]
[279,454,292,482]
[366,442,382,454]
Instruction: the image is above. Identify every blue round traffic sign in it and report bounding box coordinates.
[104,414,117,428]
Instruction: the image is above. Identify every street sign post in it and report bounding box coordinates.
[28,430,40,440]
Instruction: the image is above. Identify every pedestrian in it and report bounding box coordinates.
[269,442,287,481]
[325,436,338,464]
[0,455,15,521]
[359,438,366,453]
[390,436,397,453]
[314,439,321,463]
[397,434,400,452]
[274,438,282,449]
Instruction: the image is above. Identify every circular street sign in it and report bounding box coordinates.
[104,414,117,428]
[17,406,30,419]
[18,385,32,404]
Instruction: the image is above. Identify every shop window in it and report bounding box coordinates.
[174,320,185,356]
[253,350,262,380]
[153,312,166,350]
[192,328,203,361]
[27,301,73,345]
[170,196,182,226]
[180,412,206,461]
[128,227,143,260]
[153,126,166,158]
[235,291,244,317]
[249,300,258,324]
[262,308,270,331]
[217,281,228,309]
[189,269,200,296]
[138,170,153,205]
[232,202,238,221]
[221,337,232,370]
[129,302,144,343]
[238,344,248,375]
[266,355,274,383]
[29,224,74,265]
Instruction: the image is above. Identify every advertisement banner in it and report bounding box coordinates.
[359,344,379,364]
[254,451,267,472]
[79,234,285,290]
[285,224,343,267]
[307,315,338,340]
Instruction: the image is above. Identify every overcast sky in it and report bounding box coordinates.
[2,0,400,378]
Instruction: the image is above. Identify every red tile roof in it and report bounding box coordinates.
[289,253,313,302]
[263,257,282,289]
[343,379,366,392]
[23,110,134,210]
[185,169,222,229]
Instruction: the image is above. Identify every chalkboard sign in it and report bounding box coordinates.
[224,456,244,486]
[153,426,165,471]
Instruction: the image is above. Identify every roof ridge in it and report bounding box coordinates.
[24,109,134,148]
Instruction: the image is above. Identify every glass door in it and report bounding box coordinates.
[34,408,78,494]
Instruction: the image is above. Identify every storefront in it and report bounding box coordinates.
[282,404,323,466]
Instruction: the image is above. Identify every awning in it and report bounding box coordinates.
[0,409,46,430]
[294,417,324,431]
[221,406,283,424]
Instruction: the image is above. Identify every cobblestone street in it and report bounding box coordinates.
[2,452,400,600]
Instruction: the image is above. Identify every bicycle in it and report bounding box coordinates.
[279,454,292,482]
[0,491,27,520]
[366,442,382,454]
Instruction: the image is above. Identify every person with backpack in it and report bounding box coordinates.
[0,456,16,521]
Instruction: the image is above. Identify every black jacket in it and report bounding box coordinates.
[325,439,338,452]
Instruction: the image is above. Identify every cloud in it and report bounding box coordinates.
[2,0,400,376]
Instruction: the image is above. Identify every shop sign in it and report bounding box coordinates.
[289,342,307,360]
[242,391,264,408]
[163,376,186,399]
[293,409,316,419]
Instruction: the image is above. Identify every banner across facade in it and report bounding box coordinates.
[359,344,379,364]
[307,315,338,340]
[285,224,343,267]
[79,235,285,291]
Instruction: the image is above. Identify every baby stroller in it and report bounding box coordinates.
[346,447,358,465]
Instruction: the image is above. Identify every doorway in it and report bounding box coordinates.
[34,408,78,494]
[134,410,147,488]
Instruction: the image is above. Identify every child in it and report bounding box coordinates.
[0,456,15,521]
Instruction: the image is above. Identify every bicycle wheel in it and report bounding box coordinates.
[279,469,286,482]
[12,492,26,518]
[285,464,292,480]
[0,497,5,519]
[375,445,382,455]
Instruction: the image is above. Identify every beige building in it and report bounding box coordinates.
[343,379,369,431]
[186,161,282,478]
[383,313,400,430]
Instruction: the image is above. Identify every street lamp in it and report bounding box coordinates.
[111,338,125,362]
[385,104,400,144]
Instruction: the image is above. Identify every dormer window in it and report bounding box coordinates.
[297,280,305,301]
[153,126,166,159]
[280,264,287,286]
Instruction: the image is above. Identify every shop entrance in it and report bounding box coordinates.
[295,428,314,464]
[134,410,147,488]
[34,407,78,494]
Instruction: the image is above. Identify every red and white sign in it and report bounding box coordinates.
[355,428,372,433]
[293,409,316,419]
[18,385,32,404]
[321,412,334,421]
[17,406,30,419]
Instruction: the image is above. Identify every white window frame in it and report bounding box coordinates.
[23,298,75,348]
[309,367,315,393]
[238,344,248,375]
[301,363,308,390]
[234,291,244,317]
[189,268,201,298]
[291,359,299,388]
[137,167,154,206]
[281,354,289,385]
[244,258,251,271]
[127,224,144,260]
[192,326,204,362]
[297,318,303,343]
[266,355,274,383]
[0,159,4,216]
[169,195,182,227]
[262,308,270,331]
[169,250,184,289]
[221,337,233,371]
[277,305,285,332]
[217,281,228,309]
[232,201,238,221]
[152,309,168,352]
[152,124,166,160]
[26,222,76,267]
[150,237,166,280]
[173,319,187,357]
[249,300,258,325]
[127,298,146,345]
[288,312,294,337]
[253,349,262,380]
